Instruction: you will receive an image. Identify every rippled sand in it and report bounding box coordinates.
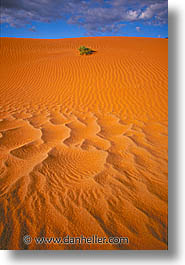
[0,37,168,250]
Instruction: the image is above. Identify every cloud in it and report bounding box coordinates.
[0,0,168,35]
[29,26,36,32]
[136,26,140,32]
[139,2,168,24]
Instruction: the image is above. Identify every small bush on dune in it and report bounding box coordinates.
[78,46,95,55]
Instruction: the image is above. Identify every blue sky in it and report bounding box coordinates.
[0,0,168,39]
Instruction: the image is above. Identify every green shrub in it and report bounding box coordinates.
[78,46,95,55]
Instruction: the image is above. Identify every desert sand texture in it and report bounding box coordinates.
[0,37,168,250]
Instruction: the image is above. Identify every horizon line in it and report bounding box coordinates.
[0,36,168,40]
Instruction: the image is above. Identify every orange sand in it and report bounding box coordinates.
[0,37,168,250]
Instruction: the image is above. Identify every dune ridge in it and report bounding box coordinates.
[0,37,168,250]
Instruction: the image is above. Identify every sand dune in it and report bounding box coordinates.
[0,37,168,250]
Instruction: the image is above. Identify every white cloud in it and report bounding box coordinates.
[139,2,168,20]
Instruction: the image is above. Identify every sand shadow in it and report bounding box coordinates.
[80,50,97,55]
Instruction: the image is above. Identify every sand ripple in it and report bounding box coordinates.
[0,37,168,250]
